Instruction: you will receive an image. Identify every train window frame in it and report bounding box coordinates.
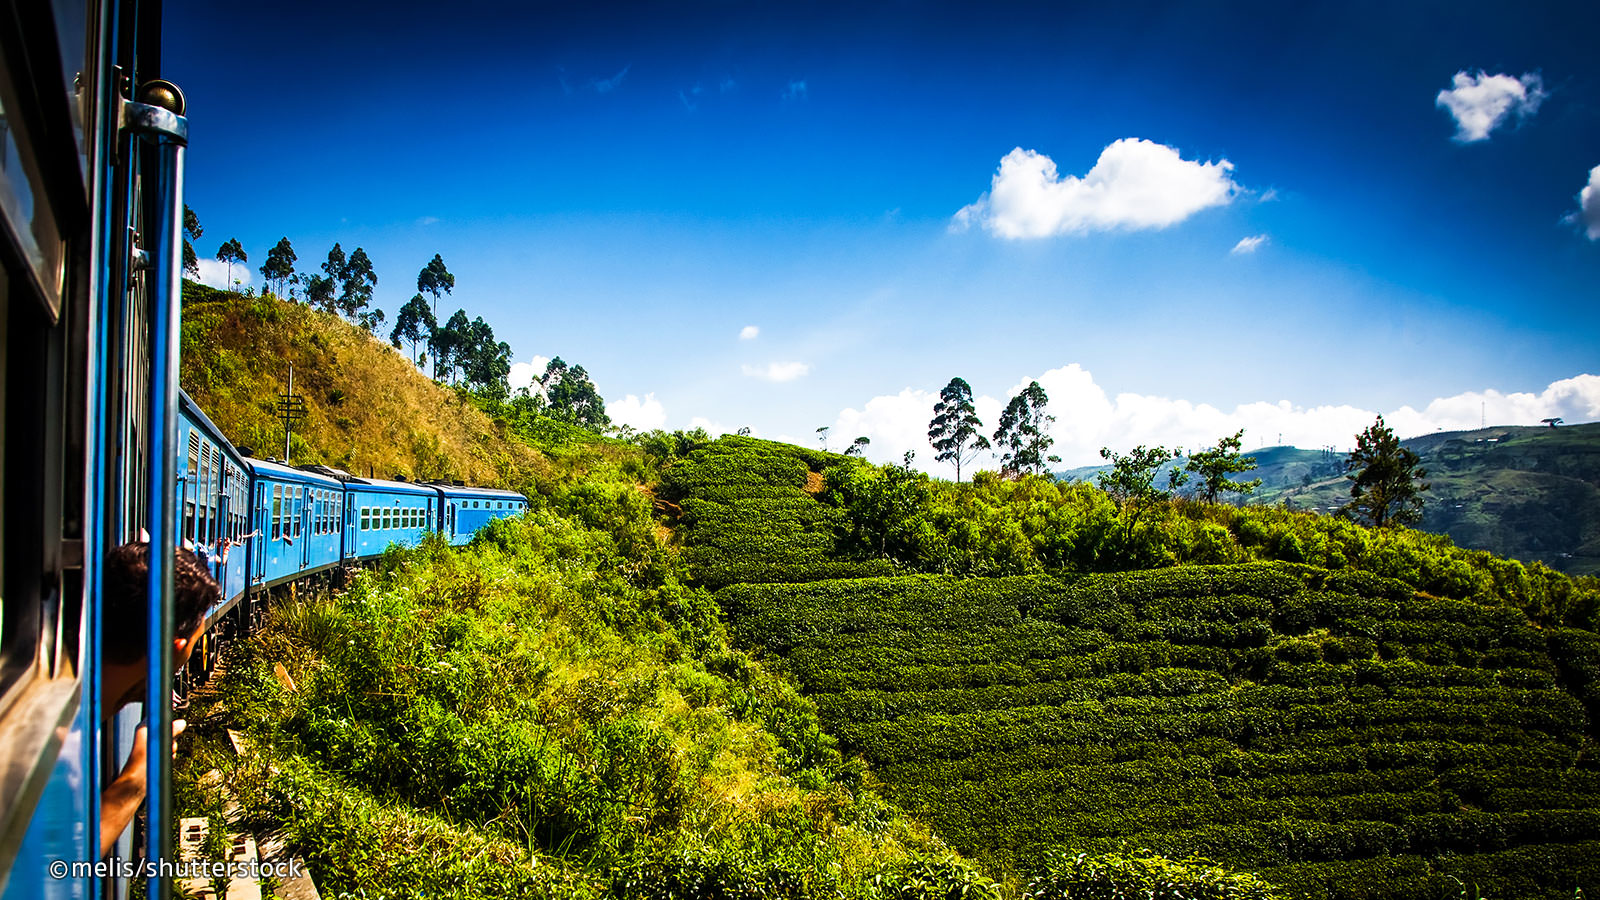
[293,486,302,539]
[271,484,282,541]
[360,506,369,531]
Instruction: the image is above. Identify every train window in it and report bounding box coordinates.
[272,485,282,540]
[294,487,303,539]
[360,507,369,531]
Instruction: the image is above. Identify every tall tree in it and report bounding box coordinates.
[540,357,609,430]
[992,381,1060,477]
[1343,415,1428,528]
[845,436,871,456]
[1184,429,1262,503]
[182,205,203,278]
[215,238,246,290]
[435,309,472,383]
[460,316,511,398]
[339,247,377,318]
[302,273,336,311]
[928,376,990,482]
[390,293,435,366]
[416,255,455,376]
[260,237,297,297]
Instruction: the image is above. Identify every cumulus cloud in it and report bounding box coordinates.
[739,325,760,340]
[508,354,551,393]
[193,258,251,290]
[742,361,810,382]
[951,139,1239,239]
[610,392,667,430]
[1231,234,1268,255]
[828,366,1600,472]
[1574,164,1600,240]
[1436,70,1546,142]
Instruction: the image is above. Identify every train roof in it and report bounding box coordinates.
[247,457,346,487]
[344,477,439,497]
[427,482,527,501]
[179,389,248,465]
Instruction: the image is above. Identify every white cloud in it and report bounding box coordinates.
[417,216,440,226]
[508,354,551,393]
[610,392,667,430]
[1436,70,1546,142]
[1231,234,1268,255]
[739,325,760,340]
[783,79,808,101]
[1574,164,1600,240]
[952,139,1239,239]
[829,366,1600,472]
[193,258,251,290]
[742,361,810,382]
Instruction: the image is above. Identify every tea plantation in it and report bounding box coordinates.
[668,438,1600,899]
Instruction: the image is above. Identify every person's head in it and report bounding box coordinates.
[101,542,216,710]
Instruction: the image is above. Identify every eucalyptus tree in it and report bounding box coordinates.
[215,238,246,290]
[416,254,455,376]
[260,237,296,296]
[928,376,990,482]
[993,381,1060,477]
[390,293,436,366]
[339,247,377,318]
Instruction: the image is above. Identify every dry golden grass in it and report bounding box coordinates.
[180,290,551,490]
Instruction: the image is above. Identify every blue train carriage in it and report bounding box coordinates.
[345,478,438,561]
[177,392,250,610]
[247,460,345,589]
[430,482,528,546]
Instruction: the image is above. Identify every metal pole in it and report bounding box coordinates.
[284,363,294,461]
[125,82,187,900]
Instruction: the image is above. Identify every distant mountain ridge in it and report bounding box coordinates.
[1060,423,1600,576]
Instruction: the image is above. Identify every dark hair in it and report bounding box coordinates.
[103,542,216,665]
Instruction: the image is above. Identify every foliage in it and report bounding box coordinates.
[929,377,990,482]
[542,357,611,431]
[1345,415,1429,528]
[417,253,455,374]
[1024,850,1281,900]
[391,292,436,365]
[339,247,377,318]
[177,496,974,900]
[182,204,202,277]
[214,237,246,288]
[260,236,297,296]
[993,381,1059,477]
[1186,430,1262,503]
[1099,444,1187,539]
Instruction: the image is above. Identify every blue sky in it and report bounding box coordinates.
[166,1,1600,467]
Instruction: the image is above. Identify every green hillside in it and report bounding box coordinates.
[1062,425,1600,576]
[668,436,1600,899]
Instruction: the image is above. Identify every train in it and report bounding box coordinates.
[0,2,526,897]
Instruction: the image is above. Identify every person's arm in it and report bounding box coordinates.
[100,720,185,857]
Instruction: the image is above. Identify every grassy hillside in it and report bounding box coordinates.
[1064,425,1600,576]
[180,283,600,492]
[669,436,1600,898]
[1260,424,1600,577]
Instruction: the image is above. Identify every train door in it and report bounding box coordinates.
[343,491,357,560]
[299,487,310,571]
[254,482,267,583]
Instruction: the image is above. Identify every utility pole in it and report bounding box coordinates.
[277,363,307,462]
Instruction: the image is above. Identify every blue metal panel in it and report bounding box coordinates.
[345,480,438,561]
[0,699,93,900]
[245,461,344,588]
